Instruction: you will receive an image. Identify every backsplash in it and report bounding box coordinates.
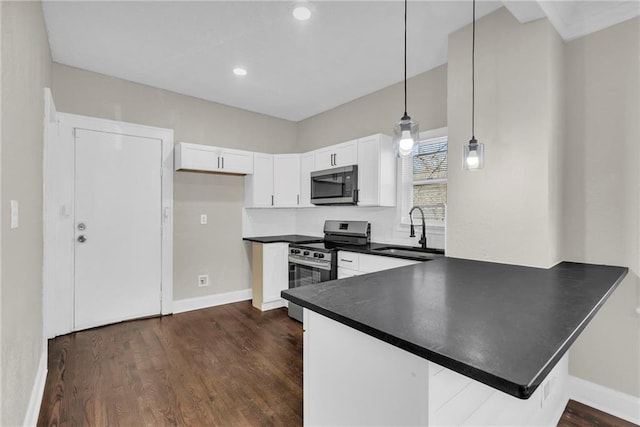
[243,206,445,250]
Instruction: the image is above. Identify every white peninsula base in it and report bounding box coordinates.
[303,309,569,426]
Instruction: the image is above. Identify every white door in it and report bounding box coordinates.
[74,129,162,330]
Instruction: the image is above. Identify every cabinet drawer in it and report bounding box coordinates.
[359,253,419,273]
[337,251,359,270]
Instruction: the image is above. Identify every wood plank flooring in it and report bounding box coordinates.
[37,301,303,426]
[38,300,636,426]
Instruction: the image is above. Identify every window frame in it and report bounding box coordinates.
[396,127,448,233]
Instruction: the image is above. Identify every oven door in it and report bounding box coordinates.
[288,259,333,322]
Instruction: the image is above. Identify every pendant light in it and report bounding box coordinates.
[463,0,484,170]
[393,0,418,158]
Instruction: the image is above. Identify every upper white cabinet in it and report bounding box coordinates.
[314,139,358,171]
[357,134,396,207]
[175,142,253,174]
[273,154,301,207]
[299,152,315,208]
[245,153,274,207]
[245,153,302,208]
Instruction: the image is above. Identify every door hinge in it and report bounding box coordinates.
[160,167,163,177]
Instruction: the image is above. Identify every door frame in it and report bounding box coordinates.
[45,112,174,338]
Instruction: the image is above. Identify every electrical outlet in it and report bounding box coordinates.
[198,274,209,287]
[200,214,207,225]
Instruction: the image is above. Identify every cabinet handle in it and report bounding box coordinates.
[330,153,334,166]
[334,153,337,166]
[217,157,220,169]
[221,157,224,169]
[297,194,300,205]
[271,195,274,206]
[340,259,353,262]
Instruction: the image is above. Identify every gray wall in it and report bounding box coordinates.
[52,64,298,300]
[1,1,52,424]
[446,8,564,268]
[297,65,447,152]
[563,17,640,397]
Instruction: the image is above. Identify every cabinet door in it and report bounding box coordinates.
[219,148,254,174]
[245,153,274,207]
[274,154,301,207]
[359,253,419,273]
[314,146,335,171]
[333,140,358,167]
[262,243,289,304]
[357,134,396,207]
[357,136,380,206]
[299,152,315,207]
[338,268,361,279]
[175,143,220,172]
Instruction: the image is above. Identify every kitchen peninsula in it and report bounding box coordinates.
[282,258,627,426]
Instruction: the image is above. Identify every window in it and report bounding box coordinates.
[399,128,448,225]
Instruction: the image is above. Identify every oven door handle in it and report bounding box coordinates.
[289,257,332,271]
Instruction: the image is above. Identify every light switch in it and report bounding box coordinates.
[10,200,19,229]
[200,214,207,225]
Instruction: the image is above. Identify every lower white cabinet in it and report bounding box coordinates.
[250,242,289,311]
[337,251,420,278]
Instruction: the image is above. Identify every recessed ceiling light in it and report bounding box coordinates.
[292,5,311,21]
[233,67,247,76]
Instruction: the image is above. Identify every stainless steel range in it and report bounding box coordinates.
[287,220,370,322]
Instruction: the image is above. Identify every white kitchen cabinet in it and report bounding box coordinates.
[314,139,358,171]
[357,134,396,207]
[337,251,419,278]
[273,154,301,207]
[250,242,289,311]
[245,153,274,207]
[175,142,253,174]
[299,152,315,207]
[245,153,302,208]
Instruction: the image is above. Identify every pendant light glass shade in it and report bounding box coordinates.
[393,113,419,157]
[463,137,484,170]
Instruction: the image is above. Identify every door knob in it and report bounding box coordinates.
[77,235,87,243]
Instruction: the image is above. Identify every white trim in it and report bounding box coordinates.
[46,113,174,337]
[23,349,48,427]
[569,375,640,424]
[173,288,253,314]
[260,299,288,311]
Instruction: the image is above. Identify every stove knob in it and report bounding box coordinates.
[293,249,300,254]
[313,253,318,258]
[303,251,310,256]
[317,253,325,259]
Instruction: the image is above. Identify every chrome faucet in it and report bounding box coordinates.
[409,206,427,250]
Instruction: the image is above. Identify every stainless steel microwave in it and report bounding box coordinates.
[310,165,358,205]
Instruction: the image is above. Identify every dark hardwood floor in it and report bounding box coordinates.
[37,301,303,426]
[38,301,636,426]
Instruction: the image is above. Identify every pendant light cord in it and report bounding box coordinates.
[404,0,408,116]
[471,0,476,140]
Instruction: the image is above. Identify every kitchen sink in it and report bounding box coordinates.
[372,246,444,260]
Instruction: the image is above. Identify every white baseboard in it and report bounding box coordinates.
[23,348,48,427]
[173,288,253,314]
[260,298,288,311]
[569,375,640,424]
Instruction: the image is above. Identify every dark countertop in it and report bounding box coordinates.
[242,235,323,244]
[281,257,627,399]
[332,242,445,262]
[242,235,445,261]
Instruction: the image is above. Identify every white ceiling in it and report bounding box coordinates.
[42,1,639,122]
